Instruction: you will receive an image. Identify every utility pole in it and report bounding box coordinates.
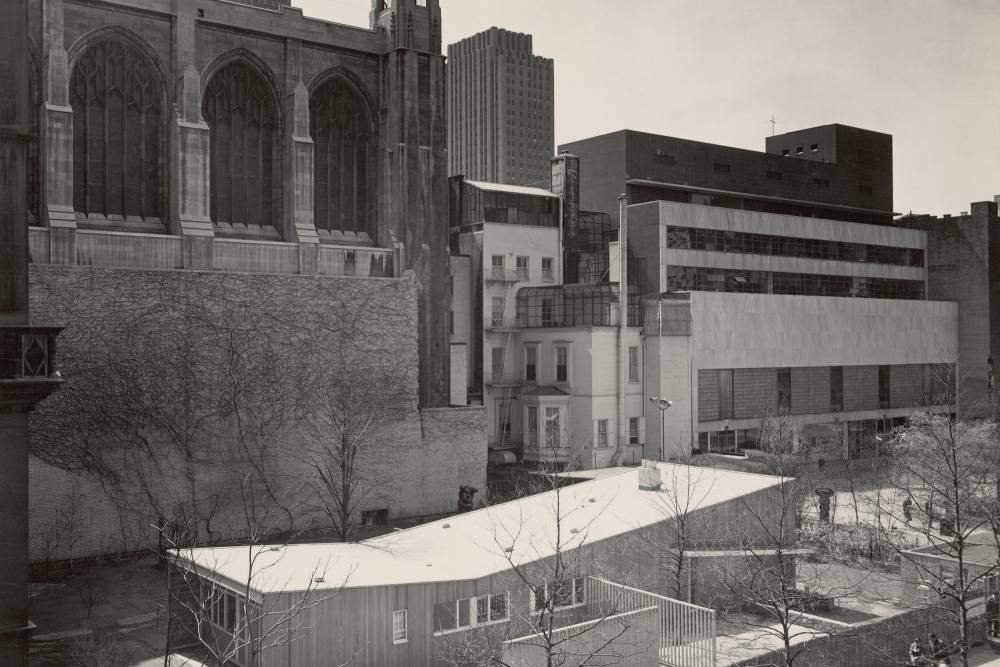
[0,2,63,663]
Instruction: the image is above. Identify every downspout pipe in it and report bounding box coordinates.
[613,194,629,466]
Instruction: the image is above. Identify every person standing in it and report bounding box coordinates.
[909,637,925,665]
[987,593,999,636]
[928,632,942,657]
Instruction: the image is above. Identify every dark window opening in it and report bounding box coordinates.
[830,366,843,411]
[718,369,734,419]
[879,365,891,409]
[712,162,732,174]
[766,170,782,180]
[776,368,792,413]
[361,508,388,526]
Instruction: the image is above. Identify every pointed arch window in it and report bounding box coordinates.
[70,40,162,223]
[203,61,278,235]
[310,78,375,243]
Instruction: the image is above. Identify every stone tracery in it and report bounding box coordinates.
[70,39,162,223]
[202,60,278,234]
[310,77,375,243]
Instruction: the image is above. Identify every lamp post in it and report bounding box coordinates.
[649,395,673,461]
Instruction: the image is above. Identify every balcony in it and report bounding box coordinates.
[0,325,64,408]
[502,577,717,667]
[487,316,525,333]
[485,372,522,389]
[485,267,528,283]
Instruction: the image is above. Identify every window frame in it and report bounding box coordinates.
[531,577,587,614]
[629,416,640,445]
[541,256,554,281]
[524,344,538,383]
[555,345,569,384]
[433,592,509,636]
[597,419,609,448]
[516,255,530,281]
[628,346,639,382]
[392,609,408,644]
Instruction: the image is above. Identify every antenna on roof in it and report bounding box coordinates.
[769,116,777,137]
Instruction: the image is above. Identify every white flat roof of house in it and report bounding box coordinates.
[176,463,785,595]
[465,179,560,199]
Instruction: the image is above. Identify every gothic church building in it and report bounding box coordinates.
[25,0,451,406]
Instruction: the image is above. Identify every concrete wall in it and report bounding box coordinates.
[629,200,927,293]
[27,264,485,563]
[647,292,957,455]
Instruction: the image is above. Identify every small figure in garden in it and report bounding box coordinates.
[909,638,924,665]
[927,632,942,657]
[458,485,478,513]
[902,497,913,524]
[815,488,834,523]
[988,593,999,636]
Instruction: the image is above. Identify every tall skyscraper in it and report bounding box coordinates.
[447,27,554,187]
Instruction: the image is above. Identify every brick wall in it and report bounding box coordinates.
[734,368,776,419]
[698,369,719,421]
[27,265,485,563]
[791,366,830,415]
[843,365,878,412]
[890,364,924,409]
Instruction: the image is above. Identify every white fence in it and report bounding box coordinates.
[586,577,717,667]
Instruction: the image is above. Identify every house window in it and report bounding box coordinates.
[629,417,640,445]
[525,346,537,382]
[810,143,819,151]
[712,162,731,174]
[830,366,843,411]
[597,419,609,448]
[879,365,891,409]
[532,577,586,613]
[491,254,505,280]
[541,257,554,281]
[526,406,538,446]
[628,346,639,382]
[491,296,505,328]
[555,346,568,383]
[434,594,508,634]
[545,407,560,448]
[491,348,504,381]
[516,255,529,281]
[476,593,509,624]
[541,298,555,326]
[392,610,407,644]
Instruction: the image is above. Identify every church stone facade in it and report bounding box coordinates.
[20,0,488,564]
[26,0,450,407]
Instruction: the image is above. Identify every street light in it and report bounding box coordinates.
[649,395,673,461]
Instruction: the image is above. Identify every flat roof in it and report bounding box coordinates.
[178,464,786,595]
[464,179,560,199]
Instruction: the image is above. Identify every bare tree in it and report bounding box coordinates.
[708,409,856,667]
[295,292,414,542]
[869,413,1000,667]
[164,469,351,667]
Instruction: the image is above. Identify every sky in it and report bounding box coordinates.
[295,0,1000,217]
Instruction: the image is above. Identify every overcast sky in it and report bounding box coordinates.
[296,0,1000,216]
